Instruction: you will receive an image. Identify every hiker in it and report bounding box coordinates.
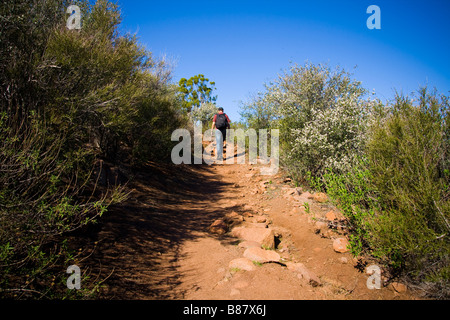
[211,107,231,161]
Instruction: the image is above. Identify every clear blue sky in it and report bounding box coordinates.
[116,0,450,122]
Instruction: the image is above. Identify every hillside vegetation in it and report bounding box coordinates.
[241,63,450,298]
[0,0,187,298]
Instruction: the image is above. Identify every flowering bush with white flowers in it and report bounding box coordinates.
[241,62,378,179]
[190,102,218,128]
[287,90,380,178]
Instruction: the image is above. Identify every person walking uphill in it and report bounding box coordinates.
[211,107,231,161]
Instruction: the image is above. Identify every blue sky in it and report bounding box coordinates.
[116,0,450,122]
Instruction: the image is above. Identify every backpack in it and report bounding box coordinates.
[215,113,228,129]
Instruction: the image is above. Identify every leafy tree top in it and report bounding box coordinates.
[178,74,217,112]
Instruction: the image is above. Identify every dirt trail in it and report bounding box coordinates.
[77,158,415,300]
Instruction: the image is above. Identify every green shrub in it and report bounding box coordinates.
[320,161,381,257]
[366,88,449,296]
[0,111,125,298]
[320,88,449,297]
[0,0,184,298]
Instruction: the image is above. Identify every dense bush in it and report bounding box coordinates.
[241,63,377,180]
[190,102,218,129]
[320,89,449,298]
[239,90,278,132]
[366,89,449,296]
[241,62,449,298]
[0,0,185,298]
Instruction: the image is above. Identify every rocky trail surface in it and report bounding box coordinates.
[76,155,415,300]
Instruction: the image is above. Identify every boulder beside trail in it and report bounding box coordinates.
[243,247,280,263]
[231,226,275,249]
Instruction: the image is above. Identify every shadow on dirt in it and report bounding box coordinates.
[71,162,242,299]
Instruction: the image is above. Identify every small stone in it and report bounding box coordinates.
[229,258,256,271]
[313,192,328,203]
[226,201,239,208]
[285,188,296,196]
[231,227,275,249]
[391,282,408,293]
[325,210,337,221]
[238,241,261,249]
[255,216,267,223]
[338,257,348,264]
[226,211,240,219]
[301,191,314,199]
[209,219,228,235]
[333,238,350,253]
[243,247,280,263]
[314,221,328,233]
[225,211,244,224]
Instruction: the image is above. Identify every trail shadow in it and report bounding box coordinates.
[71,162,242,300]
